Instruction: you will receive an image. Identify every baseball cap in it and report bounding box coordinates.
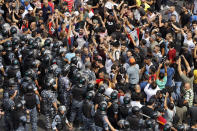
[129,57,135,64]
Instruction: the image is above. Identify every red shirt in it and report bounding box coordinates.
[96,79,104,84]
[168,48,176,63]
[149,74,156,81]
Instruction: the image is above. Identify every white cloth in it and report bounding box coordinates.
[130,101,143,108]
[144,83,161,101]
[104,87,113,97]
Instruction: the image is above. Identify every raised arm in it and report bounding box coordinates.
[182,55,191,73]
[178,57,183,75]
[156,64,163,80]
[164,63,167,76]
[164,92,169,110]
[194,45,197,59]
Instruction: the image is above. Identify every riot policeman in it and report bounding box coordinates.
[118,119,130,131]
[11,101,27,131]
[2,89,17,131]
[23,84,40,131]
[82,91,96,131]
[126,106,145,130]
[69,75,87,128]
[94,84,107,110]
[107,90,119,128]
[94,101,117,131]
[41,77,58,129]
[119,96,132,119]
[52,105,72,131]
[58,64,71,108]
[5,59,21,83]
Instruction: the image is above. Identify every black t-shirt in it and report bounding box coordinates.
[25,14,36,25]
[180,12,191,27]
[131,92,146,104]
[105,16,116,35]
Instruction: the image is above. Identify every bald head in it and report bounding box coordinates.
[184,83,191,91]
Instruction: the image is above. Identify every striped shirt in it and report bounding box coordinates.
[184,88,194,107]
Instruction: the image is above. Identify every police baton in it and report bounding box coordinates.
[139,113,165,125]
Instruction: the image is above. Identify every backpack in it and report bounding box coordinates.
[24,93,37,109]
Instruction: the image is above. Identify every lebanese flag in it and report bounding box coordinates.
[48,22,55,35]
[64,0,74,12]
[127,28,140,47]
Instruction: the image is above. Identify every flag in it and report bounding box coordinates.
[127,28,140,47]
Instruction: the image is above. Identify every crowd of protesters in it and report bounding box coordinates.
[0,0,197,130]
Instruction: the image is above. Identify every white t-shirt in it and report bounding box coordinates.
[105,1,118,9]
[183,33,195,51]
[144,83,161,101]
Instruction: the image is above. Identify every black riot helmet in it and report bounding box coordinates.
[132,106,140,115]
[12,59,20,69]
[74,72,81,82]
[123,96,131,104]
[71,56,78,65]
[10,26,17,35]
[4,40,12,48]
[145,119,153,128]
[26,83,34,93]
[124,120,130,129]
[163,124,171,131]
[12,59,19,65]
[44,38,52,47]
[35,37,42,43]
[15,102,23,111]
[177,125,184,131]
[151,111,158,119]
[87,83,95,91]
[48,64,58,74]
[111,91,118,100]
[98,101,107,111]
[20,35,28,42]
[53,41,60,48]
[28,38,34,45]
[86,91,94,100]
[80,77,86,85]
[12,37,20,46]
[24,69,34,78]
[2,29,8,37]
[62,64,70,76]
[32,42,38,49]
[45,76,56,89]
[8,78,17,87]
[98,85,106,94]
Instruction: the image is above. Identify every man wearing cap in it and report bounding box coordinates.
[126,57,140,91]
